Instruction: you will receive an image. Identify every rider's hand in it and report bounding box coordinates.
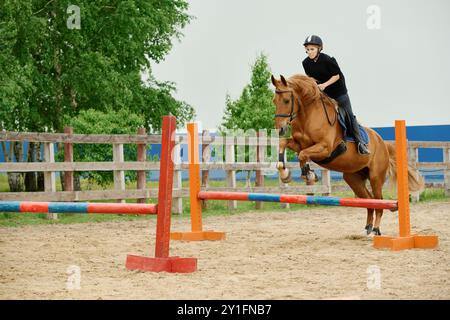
[318,83,327,91]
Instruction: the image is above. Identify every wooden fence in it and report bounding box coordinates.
[0,128,449,217]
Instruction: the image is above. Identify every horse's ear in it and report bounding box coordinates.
[271,74,277,87]
[280,75,288,87]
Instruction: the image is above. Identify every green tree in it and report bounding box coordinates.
[58,108,146,188]
[221,53,274,132]
[220,53,277,184]
[1,0,194,133]
[0,0,195,191]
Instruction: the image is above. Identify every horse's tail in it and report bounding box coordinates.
[386,142,425,193]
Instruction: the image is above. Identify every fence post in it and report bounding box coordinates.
[279,148,289,209]
[137,127,147,204]
[255,130,266,209]
[225,135,237,210]
[408,143,420,202]
[321,169,331,196]
[444,147,450,197]
[63,127,74,194]
[44,142,57,219]
[201,130,211,210]
[172,136,183,214]
[113,143,125,203]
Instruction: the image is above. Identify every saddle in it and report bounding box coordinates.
[312,107,369,165]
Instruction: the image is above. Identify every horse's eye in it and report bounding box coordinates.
[283,99,290,104]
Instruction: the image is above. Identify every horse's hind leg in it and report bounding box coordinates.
[368,173,387,236]
[343,172,375,235]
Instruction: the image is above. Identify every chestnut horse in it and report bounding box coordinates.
[271,74,424,236]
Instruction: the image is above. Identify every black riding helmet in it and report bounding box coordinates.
[303,35,323,49]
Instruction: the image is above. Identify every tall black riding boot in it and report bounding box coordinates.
[350,115,370,155]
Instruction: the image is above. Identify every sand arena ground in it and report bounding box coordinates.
[0,201,449,299]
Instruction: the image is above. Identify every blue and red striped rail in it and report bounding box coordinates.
[0,201,157,215]
[198,191,398,210]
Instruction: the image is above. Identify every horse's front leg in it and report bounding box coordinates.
[298,143,331,177]
[277,138,301,183]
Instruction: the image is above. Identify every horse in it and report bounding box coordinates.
[271,74,424,236]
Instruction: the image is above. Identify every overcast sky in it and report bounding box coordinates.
[149,0,450,131]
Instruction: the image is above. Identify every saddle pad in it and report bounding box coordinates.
[337,110,370,145]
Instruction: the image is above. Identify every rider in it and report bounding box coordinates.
[301,35,370,155]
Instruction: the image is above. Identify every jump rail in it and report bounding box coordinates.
[0,201,157,214]
[197,191,398,210]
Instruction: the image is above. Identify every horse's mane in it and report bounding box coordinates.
[286,74,328,106]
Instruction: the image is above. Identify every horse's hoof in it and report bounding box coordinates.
[306,171,316,182]
[371,227,381,236]
[276,162,285,170]
[281,170,292,183]
[306,171,319,183]
[364,224,373,235]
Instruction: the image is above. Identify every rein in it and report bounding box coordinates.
[319,92,338,127]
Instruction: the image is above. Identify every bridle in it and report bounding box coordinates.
[275,88,337,127]
[274,89,302,123]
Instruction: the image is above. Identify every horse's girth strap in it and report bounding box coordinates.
[313,141,347,165]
